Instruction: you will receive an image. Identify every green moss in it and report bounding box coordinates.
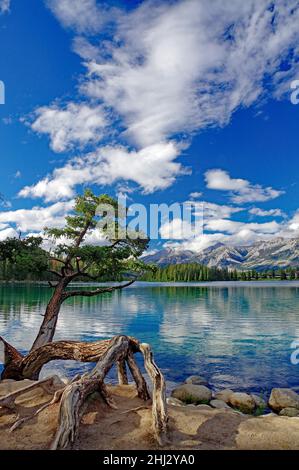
[181,394,210,405]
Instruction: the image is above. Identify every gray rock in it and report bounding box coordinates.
[166,397,184,407]
[196,404,213,410]
[251,394,267,409]
[184,375,208,386]
[228,392,256,414]
[214,389,234,403]
[210,399,231,409]
[279,407,299,417]
[269,388,299,412]
[171,384,212,404]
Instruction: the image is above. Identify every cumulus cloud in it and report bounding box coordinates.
[20,0,299,202]
[19,142,187,201]
[45,0,106,33]
[8,0,296,255]
[77,0,299,147]
[160,218,196,240]
[0,0,10,14]
[205,169,284,203]
[160,196,293,253]
[0,227,18,240]
[249,207,286,217]
[31,103,107,152]
[201,201,244,219]
[205,218,280,235]
[0,200,74,232]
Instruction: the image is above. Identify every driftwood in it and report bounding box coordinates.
[0,335,168,449]
[139,343,168,445]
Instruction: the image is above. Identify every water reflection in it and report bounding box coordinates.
[0,282,299,393]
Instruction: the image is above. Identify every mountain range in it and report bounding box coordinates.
[143,237,299,271]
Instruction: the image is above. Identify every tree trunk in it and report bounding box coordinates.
[30,279,69,352]
[50,335,167,449]
[117,359,128,385]
[0,335,168,448]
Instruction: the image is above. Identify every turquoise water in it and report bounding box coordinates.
[1,282,299,394]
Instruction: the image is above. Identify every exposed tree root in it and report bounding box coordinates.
[0,334,168,449]
[9,387,64,432]
[0,376,64,410]
[139,343,168,445]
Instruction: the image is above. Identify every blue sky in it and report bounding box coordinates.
[1,0,299,253]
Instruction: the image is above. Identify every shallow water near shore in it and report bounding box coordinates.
[1,281,299,395]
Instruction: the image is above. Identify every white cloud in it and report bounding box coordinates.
[201,201,244,219]
[21,0,299,202]
[249,207,286,217]
[0,227,18,240]
[31,102,107,153]
[205,218,280,235]
[160,218,195,240]
[45,0,105,34]
[189,192,203,199]
[77,0,299,148]
[0,0,10,14]
[19,142,187,201]
[205,169,284,203]
[0,200,74,232]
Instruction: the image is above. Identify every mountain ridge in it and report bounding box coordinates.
[143,237,299,271]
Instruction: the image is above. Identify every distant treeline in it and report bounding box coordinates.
[141,263,299,282]
[1,236,298,282]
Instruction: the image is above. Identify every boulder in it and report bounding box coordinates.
[269,388,299,412]
[184,375,208,386]
[251,394,266,409]
[214,389,234,403]
[196,404,213,410]
[210,399,230,409]
[167,397,184,407]
[171,384,212,404]
[228,392,256,414]
[279,407,299,417]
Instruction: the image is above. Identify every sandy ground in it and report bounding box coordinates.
[1,380,299,450]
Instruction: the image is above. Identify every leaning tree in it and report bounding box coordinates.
[0,190,168,448]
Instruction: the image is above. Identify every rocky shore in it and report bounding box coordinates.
[169,375,299,417]
[1,376,299,450]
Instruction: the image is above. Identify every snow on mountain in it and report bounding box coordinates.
[143,238,299,270]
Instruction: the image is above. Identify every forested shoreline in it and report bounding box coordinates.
[1,236,299,283]
[141,263,299,282]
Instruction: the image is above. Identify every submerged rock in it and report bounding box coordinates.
[184,375,208,386]
[214,389,234,403]
[171,384,212,404]
[210,399,230,409]
[269,388,299,412]
[279,407,299,417]
[228,392,256,414]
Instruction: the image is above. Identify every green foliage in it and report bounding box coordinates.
[0,189,150,282]
[0,237,48,281]
[141,263,299,282]
[45,189,149,281]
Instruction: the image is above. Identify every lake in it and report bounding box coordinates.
[1,281,299,395]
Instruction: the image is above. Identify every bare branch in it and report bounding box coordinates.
[47,269,63,278]
[62,280,135,300]
[0,336,23,368]
[49,257,66,265]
